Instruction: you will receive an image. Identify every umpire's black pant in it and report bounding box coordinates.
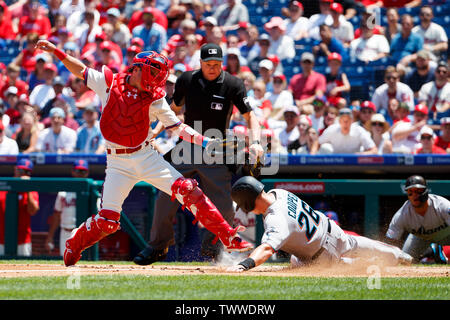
[148,163,234,258]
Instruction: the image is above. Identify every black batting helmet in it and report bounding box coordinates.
[404,175,429,202]
[231,176,265,213]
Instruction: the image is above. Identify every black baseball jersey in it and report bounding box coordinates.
[172,70,252,136]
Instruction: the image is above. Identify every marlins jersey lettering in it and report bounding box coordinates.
[386,194,450,242]
[261,189,330,260]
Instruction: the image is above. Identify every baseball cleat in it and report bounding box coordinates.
[133,246,168,266]
[225,237,254,253]
[431,244,448,264]
[64,228,82,267]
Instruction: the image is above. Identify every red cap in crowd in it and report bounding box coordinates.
[95,32,106,41]
[330,2,343,14]
[328,52,342,62]
[360,101,376,112]
[273,73,286,82]
[414,104,429,115]
[238,21,249,29]
[131,37,145,48]
[291,1,304,10]
[100,41,113,51]
[44,63,57,72]
[127,45,141,54]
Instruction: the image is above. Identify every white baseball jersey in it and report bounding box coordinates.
[331,20,354,44]
[284,17,309,40]
[412,23,448,54]
[350,34,390,62]
[318,122,376,153]
[391,121,421,153]
[276,126,300,148]
[85,67,183,214]
[386,194,450,242]
[36,126,77,153]
[261,189,331,260]
[54,191,77,229]
[372,82,415,112]
[262,189,411,265]
[0,136,19,155]
[86,67,180,149]
[418,81,450,113]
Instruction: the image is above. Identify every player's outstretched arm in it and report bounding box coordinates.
[35,40,87,80]
[227,243,275,272]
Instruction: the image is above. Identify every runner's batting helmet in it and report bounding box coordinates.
[132,51,169,92]
[404,175,429,203]
[231,176,265,213]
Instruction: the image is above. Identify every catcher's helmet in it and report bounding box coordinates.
[231,176,265,213]
[404,175,428,202]
[132,51,169,92]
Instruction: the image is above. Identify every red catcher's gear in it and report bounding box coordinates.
[132,51,169,92]
[99,69,165,147]
[170,177,253,252]
[63,210,121,266]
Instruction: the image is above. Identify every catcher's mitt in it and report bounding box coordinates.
[237,154,264,178]
[205,136,239,157]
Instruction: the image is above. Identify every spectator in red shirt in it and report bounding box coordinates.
[434,117,450,153]
[94,41,121,73]
[128,0,168,32]
[0,3,15,41]
[0,158,39,256]
[288,52,326,113]
[0,64,28,100]
[415,126,446,154]
[17,0,51,41]
[12,32,44,74]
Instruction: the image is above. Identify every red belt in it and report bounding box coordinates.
[107,140,150,155]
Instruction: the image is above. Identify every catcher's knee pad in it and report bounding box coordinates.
[94,209,121,235]
[170,177,202,207]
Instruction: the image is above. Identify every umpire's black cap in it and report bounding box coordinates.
[231,176,265,213]
[200,43,223,62]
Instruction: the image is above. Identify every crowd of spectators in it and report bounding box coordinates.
[0,0,448,157]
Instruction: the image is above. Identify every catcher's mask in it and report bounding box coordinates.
[231,176,265,213]
[132,51,169,92]
[404,175,429,203]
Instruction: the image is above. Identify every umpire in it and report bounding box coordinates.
[134,43,264,264]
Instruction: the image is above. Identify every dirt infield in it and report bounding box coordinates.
[0,263,448,278]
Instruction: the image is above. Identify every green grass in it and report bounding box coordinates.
[0,261,448,300]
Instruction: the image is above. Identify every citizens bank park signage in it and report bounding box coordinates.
[274,182,325,194]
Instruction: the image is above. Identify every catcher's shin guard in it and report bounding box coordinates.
[171,177,252,252]
[64,209,120,266]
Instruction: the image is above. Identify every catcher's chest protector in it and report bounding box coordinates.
[99,72,165,147]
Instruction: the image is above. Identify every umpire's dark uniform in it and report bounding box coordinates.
[147,48,253,259]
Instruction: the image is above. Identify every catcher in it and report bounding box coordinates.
[227,176,412,272]
[134,43,264,265]
[34,40,253,266]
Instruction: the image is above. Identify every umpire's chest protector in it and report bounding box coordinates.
[100,71,164,147]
